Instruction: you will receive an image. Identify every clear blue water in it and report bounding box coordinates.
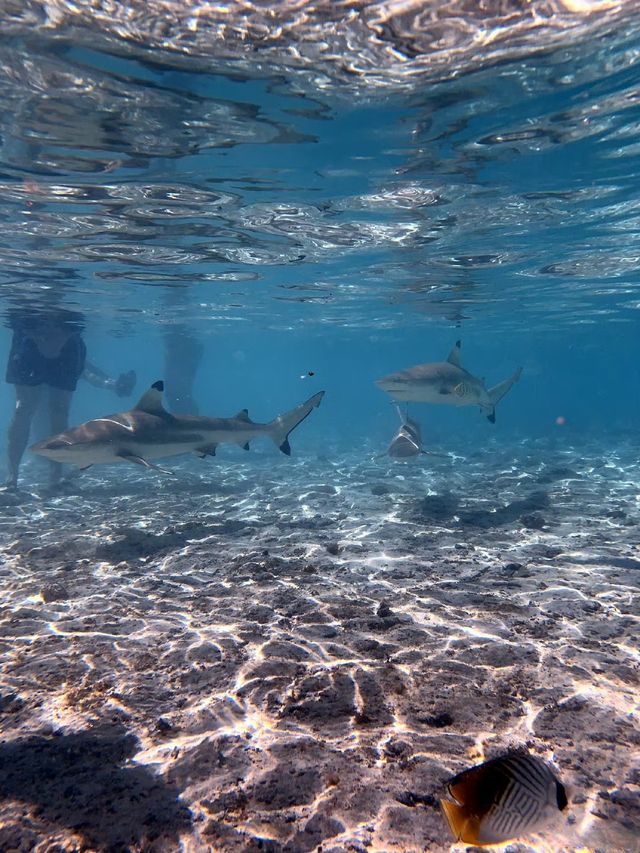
[0,6,639,852]
[1,16,640,449]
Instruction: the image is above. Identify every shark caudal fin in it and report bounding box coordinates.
[269,391,324,455]
[482,367,523,423]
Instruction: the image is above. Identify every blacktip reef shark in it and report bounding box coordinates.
[376,341,522,423]
[387,406,448,459]
[30,381,324,475]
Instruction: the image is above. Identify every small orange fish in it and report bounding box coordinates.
[441,752,568,846]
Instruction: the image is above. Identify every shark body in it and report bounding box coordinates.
[376,341,522,423]
[30,381,324,474]
[388,407,425,458]
[387,406,448,460]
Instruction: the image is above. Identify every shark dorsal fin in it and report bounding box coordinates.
[134,380,167,415]
[446,340,462,367]
[235,408,251,422]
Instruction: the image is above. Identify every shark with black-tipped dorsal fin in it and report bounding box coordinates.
[376,341,522,423]
[30,381,324,474]
[386,406,449,459]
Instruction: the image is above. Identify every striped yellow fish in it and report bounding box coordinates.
[440,752,568,845]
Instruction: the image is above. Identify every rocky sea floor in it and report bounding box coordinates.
[0,437,638,853]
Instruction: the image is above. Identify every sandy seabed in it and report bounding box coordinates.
[0,436,638,853]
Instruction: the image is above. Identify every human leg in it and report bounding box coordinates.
[6,384,42,488]
[47,387,73,486]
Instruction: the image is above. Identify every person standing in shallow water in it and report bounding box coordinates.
[4,307,136,490]
[163,326,203,415]
[161,282,203,415]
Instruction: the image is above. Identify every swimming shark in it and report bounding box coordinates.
[387,406,448,459]
[376,341,522,423]
[30,381,324,474]
[388,407,424,459]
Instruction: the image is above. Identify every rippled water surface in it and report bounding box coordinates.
[0,4,639,853]
[0,2,639,331]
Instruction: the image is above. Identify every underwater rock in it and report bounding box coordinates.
[521,513,547,529]
[395,790,439,808]
[536,465,580,483]
[418,492,459,520]
[39,583,69,603]
[202,789,249,816]
[155,717,176,735]
[376,600,393,618]
[0,692,25,714]
[0,489,26,507]
[262,640,311,662]
[372,483,390,496]
[298,623,340,639]
[287,813,345,852]
[250,767,323,809]
[421,711,454,728]
[282,671,356,723]
[186,643,223,663]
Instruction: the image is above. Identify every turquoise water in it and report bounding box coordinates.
[0,5,638,853]
[1,21,640,441]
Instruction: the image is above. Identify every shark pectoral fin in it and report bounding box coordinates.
[446,340,462,367]
[79,464,93,471]
[242,442,250,451]
[394,404,407,425]
[195,443,217,458]
[116,450,174,475]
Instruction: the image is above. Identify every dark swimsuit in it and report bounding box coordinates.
[6,329,87,392]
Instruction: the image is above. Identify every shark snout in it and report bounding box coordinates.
[375,373,409,394]
[30,437,72,459]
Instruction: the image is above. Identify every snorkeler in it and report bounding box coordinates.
[3,306,136,490]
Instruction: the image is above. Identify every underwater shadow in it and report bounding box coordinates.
[57,473,244,500]
[94,517,260,561]
[0,725,191,851]
[416,490,550,529]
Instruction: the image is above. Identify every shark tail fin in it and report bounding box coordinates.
[268,391,324,455]
[483,367,523,422]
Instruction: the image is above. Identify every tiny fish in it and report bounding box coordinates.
[440,751,568,846]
